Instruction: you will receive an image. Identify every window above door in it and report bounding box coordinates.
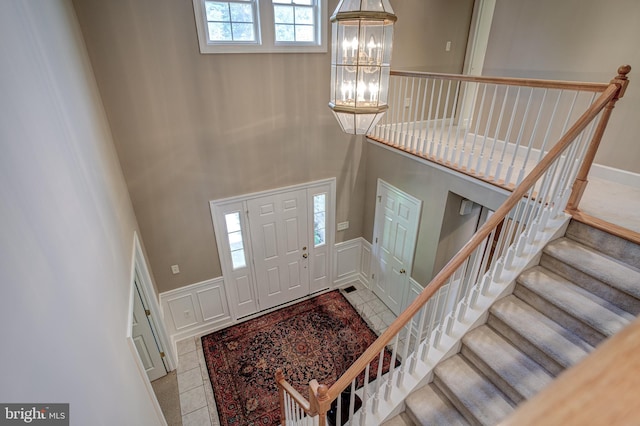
[192,0,328,54]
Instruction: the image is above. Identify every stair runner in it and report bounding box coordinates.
[383,220,640,426]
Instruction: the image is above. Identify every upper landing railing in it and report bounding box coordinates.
[371,69,629,205]
[276,66,631,426]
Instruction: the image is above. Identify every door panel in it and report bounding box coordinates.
[248,189,310,310]
[373,181,422,316]
[132,280,166,382]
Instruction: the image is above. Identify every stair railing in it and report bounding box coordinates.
[276,66,630,426]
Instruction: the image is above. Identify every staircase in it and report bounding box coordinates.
[384,220,640,426]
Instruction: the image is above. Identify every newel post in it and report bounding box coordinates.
[567,65,631,211]
[276,368,286,426]
[309,382,330,426]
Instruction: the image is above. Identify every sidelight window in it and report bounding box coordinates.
[224,212,247,269]
[313,193,326,247]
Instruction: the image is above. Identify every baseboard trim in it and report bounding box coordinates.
[590,163,640,188]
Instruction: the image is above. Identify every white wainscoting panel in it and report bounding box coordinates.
[406,277,431,341]
[166,293,198,331]
[333,239,362,287]
[360,239,372,288]
[160,277,233,351]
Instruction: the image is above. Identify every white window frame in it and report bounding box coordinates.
[192,0,327,54]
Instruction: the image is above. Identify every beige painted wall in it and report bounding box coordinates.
[483,0,640,174]
[1,0,161,421]
[73,0,369,293]
[392,0,475,72]
[363,144,507,286]
[433,194,482,276]
[72,0,473,293]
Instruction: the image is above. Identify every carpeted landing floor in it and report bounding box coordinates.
[152,370,183,425]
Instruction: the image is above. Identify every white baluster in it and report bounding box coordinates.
[418,79,430,154]
[485,85,510,178]
[466,84,488,172]
[444,80,461,161]
[476,84,499,175]
[429,80,443,158]
[505,88,534,187]
[410,78,422,152]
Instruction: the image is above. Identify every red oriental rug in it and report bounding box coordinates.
[202,290,395,426]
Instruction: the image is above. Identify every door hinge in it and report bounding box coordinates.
[371,273,375,279]
[145,309,151,316]
[377,195,382,202]
[160,351,166,358]
[375,237,378,243]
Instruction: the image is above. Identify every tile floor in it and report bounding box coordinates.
[174,282,396,426]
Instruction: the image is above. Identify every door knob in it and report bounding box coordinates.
[302,253,308,259]
[399,269,406,274]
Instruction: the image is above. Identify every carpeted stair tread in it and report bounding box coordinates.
[381,412,415,426]
[462,325,553,403]
[404,384,469,426]
[434,355,514,425]
[543,237,640,300]
[517,266,634,341]
[566,220,640,269]
[490,295,592,373]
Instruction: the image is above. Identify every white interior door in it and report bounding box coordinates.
[372,180,422,316]
[131,278,167,382]
[248,189,310,311]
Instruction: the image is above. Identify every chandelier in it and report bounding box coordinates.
[328,0,397,135]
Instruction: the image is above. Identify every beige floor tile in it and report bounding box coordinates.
[177,338,196,356]
[177,367,203,394]
[182,406,211,426]
[178,350,201,374]
[180,386,207,416]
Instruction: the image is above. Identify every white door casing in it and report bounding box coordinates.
[248,189,310,311]
[211,178,335,319]
[372,180,422,316]
[131,276,167,382]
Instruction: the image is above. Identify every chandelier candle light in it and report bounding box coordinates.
[329,0,397,135]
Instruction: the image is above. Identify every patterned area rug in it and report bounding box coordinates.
[202,290,395,426]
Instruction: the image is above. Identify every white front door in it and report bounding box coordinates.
[372,180,422,316]
[131,278,167,382]
[248,189,310,311]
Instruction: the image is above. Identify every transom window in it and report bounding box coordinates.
[205,1,258,43]
[193,0,327,53]
[273,0,316,43]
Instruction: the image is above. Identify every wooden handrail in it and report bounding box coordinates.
[277,67,630,423]
[390,69,610,92]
